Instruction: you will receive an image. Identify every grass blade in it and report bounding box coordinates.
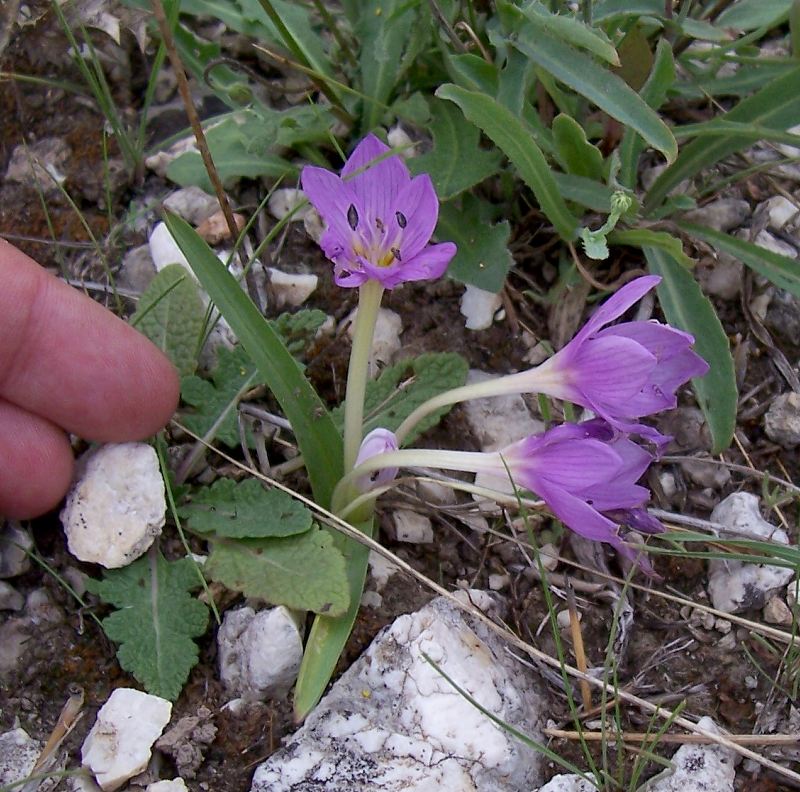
[436,84,579,241]
[644,246,737,454]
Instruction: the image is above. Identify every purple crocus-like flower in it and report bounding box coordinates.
[527,276,709,448]
[482,420,663,568]
[353,428,400,492]
[301,134,457,288]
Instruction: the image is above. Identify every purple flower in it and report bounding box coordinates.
[485,420,663,568]
[301,134,456,289]
[354,428,400,492]
[530,276,709,448]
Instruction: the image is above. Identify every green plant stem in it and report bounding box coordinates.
[342,279,385,471]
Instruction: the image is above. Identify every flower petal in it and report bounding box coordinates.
[390,242,456,286]
[341,134,410,226]
[391,174,440,259]
[573,276,661,344]
[301,166,359,244]
[535,480,623,544]
[354,428,400,491]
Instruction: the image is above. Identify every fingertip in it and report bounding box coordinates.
[0,400,74,519]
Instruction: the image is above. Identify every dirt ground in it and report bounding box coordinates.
[2,9,800,792]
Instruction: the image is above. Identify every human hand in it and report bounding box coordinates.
[0,239,180,518]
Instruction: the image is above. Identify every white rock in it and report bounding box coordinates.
[361,590,383,609]
[149,221,193,273]
[684,199,750,232]
[145,136,198,178]
[25,587,64,624]
[539,775,598,792]
[163,186,220,225]
[763,595,793,626]
[368,551,399,592]
[387,125,415,159]
[81,688,172,792]
[488,573,509,591]
[462,370,544,452]
[776,122,800,159]
[539,543,560,571]
[146,780,189,792]
[787,578,800,608]
[118,244,157,294]
[415,479,457,506]
[645,716,734,792]
[0,619,29,675]
[707,493,794,613]
[697,254,743,300]
[391,510,434,543]
[267,188,311,222]
[5,138,70,193]
[68,775,104,791]
[764,195,800,230]
[0,727,42,786]
[0,581,23,611]
[753,229,797,259]
[266,267,318,309]
[61,443,166,569]
[460,285,502,330]
[344,307,403,378]
[764,392,800,448]
[250,591,544,792]
[218,606,303,701]
[680,456,731,489]
[0,521,33,578]
[303,207,325,244]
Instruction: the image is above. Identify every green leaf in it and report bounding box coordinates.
[644,246,737,454]
[130,264,204,378]
[87,553,209,701]
[181,478,313,538]
[166,116,295,191]
[609,229,695,269]
[552,114,605,180]
[678,222,800,299]
[553,173,614,212]
[436,84,579,242]
[164,213,343,508]
[408,99,503,200]
[716,0,791,30]
[204,528,349,616]
[271,308,328,358]
[445,52,499,94]
[332,353,470,443]
[501,5,677,163]
[180,345,259,448]
[436,194,514,292]
[645,66,800,212]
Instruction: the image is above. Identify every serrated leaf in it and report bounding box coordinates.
[205,528,349,615]
[436,84,580,242]
[644,246,737,454]
[180,345,259,447]
[436,195,514,292]
[270,308,327,357]
[181,478,313,538]
[130,264,204,378]
[332,353,469,444]
[87,553,209,701]
[409,99,503,200]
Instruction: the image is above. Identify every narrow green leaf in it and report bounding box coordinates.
[553,173,614,212]
[130,263,204,378]
[673,120,800,147]
[552,114,605,180]
[609,228,695,269]
[294,516,373,720]
[502,7,677,162]
[205,528,349,616]
[644,247,737,454]
[445,52,499,95]
[436,194,514,291]
[408,99,503,200]
[645,66,800,212]
[181,478,313,538]
[716,0,791,30]
[87,553,209,701]
[678,221,800,299]
[164,213,343,507]
[436,84,579,241]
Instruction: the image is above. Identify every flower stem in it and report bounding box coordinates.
[342,279,385,472]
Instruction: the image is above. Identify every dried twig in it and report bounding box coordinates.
[545,728,800,745]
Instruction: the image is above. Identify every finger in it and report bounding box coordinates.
[0,399,74,519]
[0,240,180,441]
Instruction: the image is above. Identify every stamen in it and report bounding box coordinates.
[396,211,407,228]
[376,217,385,232]
[347,204,359,230]
[391,247,402,261]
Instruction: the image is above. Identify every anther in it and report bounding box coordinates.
[391,247,402,261]
[347,204,359,230]
[395,211,407,228]
[375,217,385,232]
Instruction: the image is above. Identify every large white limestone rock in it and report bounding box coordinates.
[0,727,42,787]
[250,591,544,791]
[61,443,166,569]
[218,606,303,701]
[82,688,172,791]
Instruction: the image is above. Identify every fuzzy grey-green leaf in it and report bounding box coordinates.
[181,478,313,538]
[205,528,349,616]
[131,263,204,378]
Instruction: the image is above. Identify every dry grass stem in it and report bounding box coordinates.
[545,728,800,746]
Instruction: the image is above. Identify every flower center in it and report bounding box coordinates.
[347,204,405,268]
